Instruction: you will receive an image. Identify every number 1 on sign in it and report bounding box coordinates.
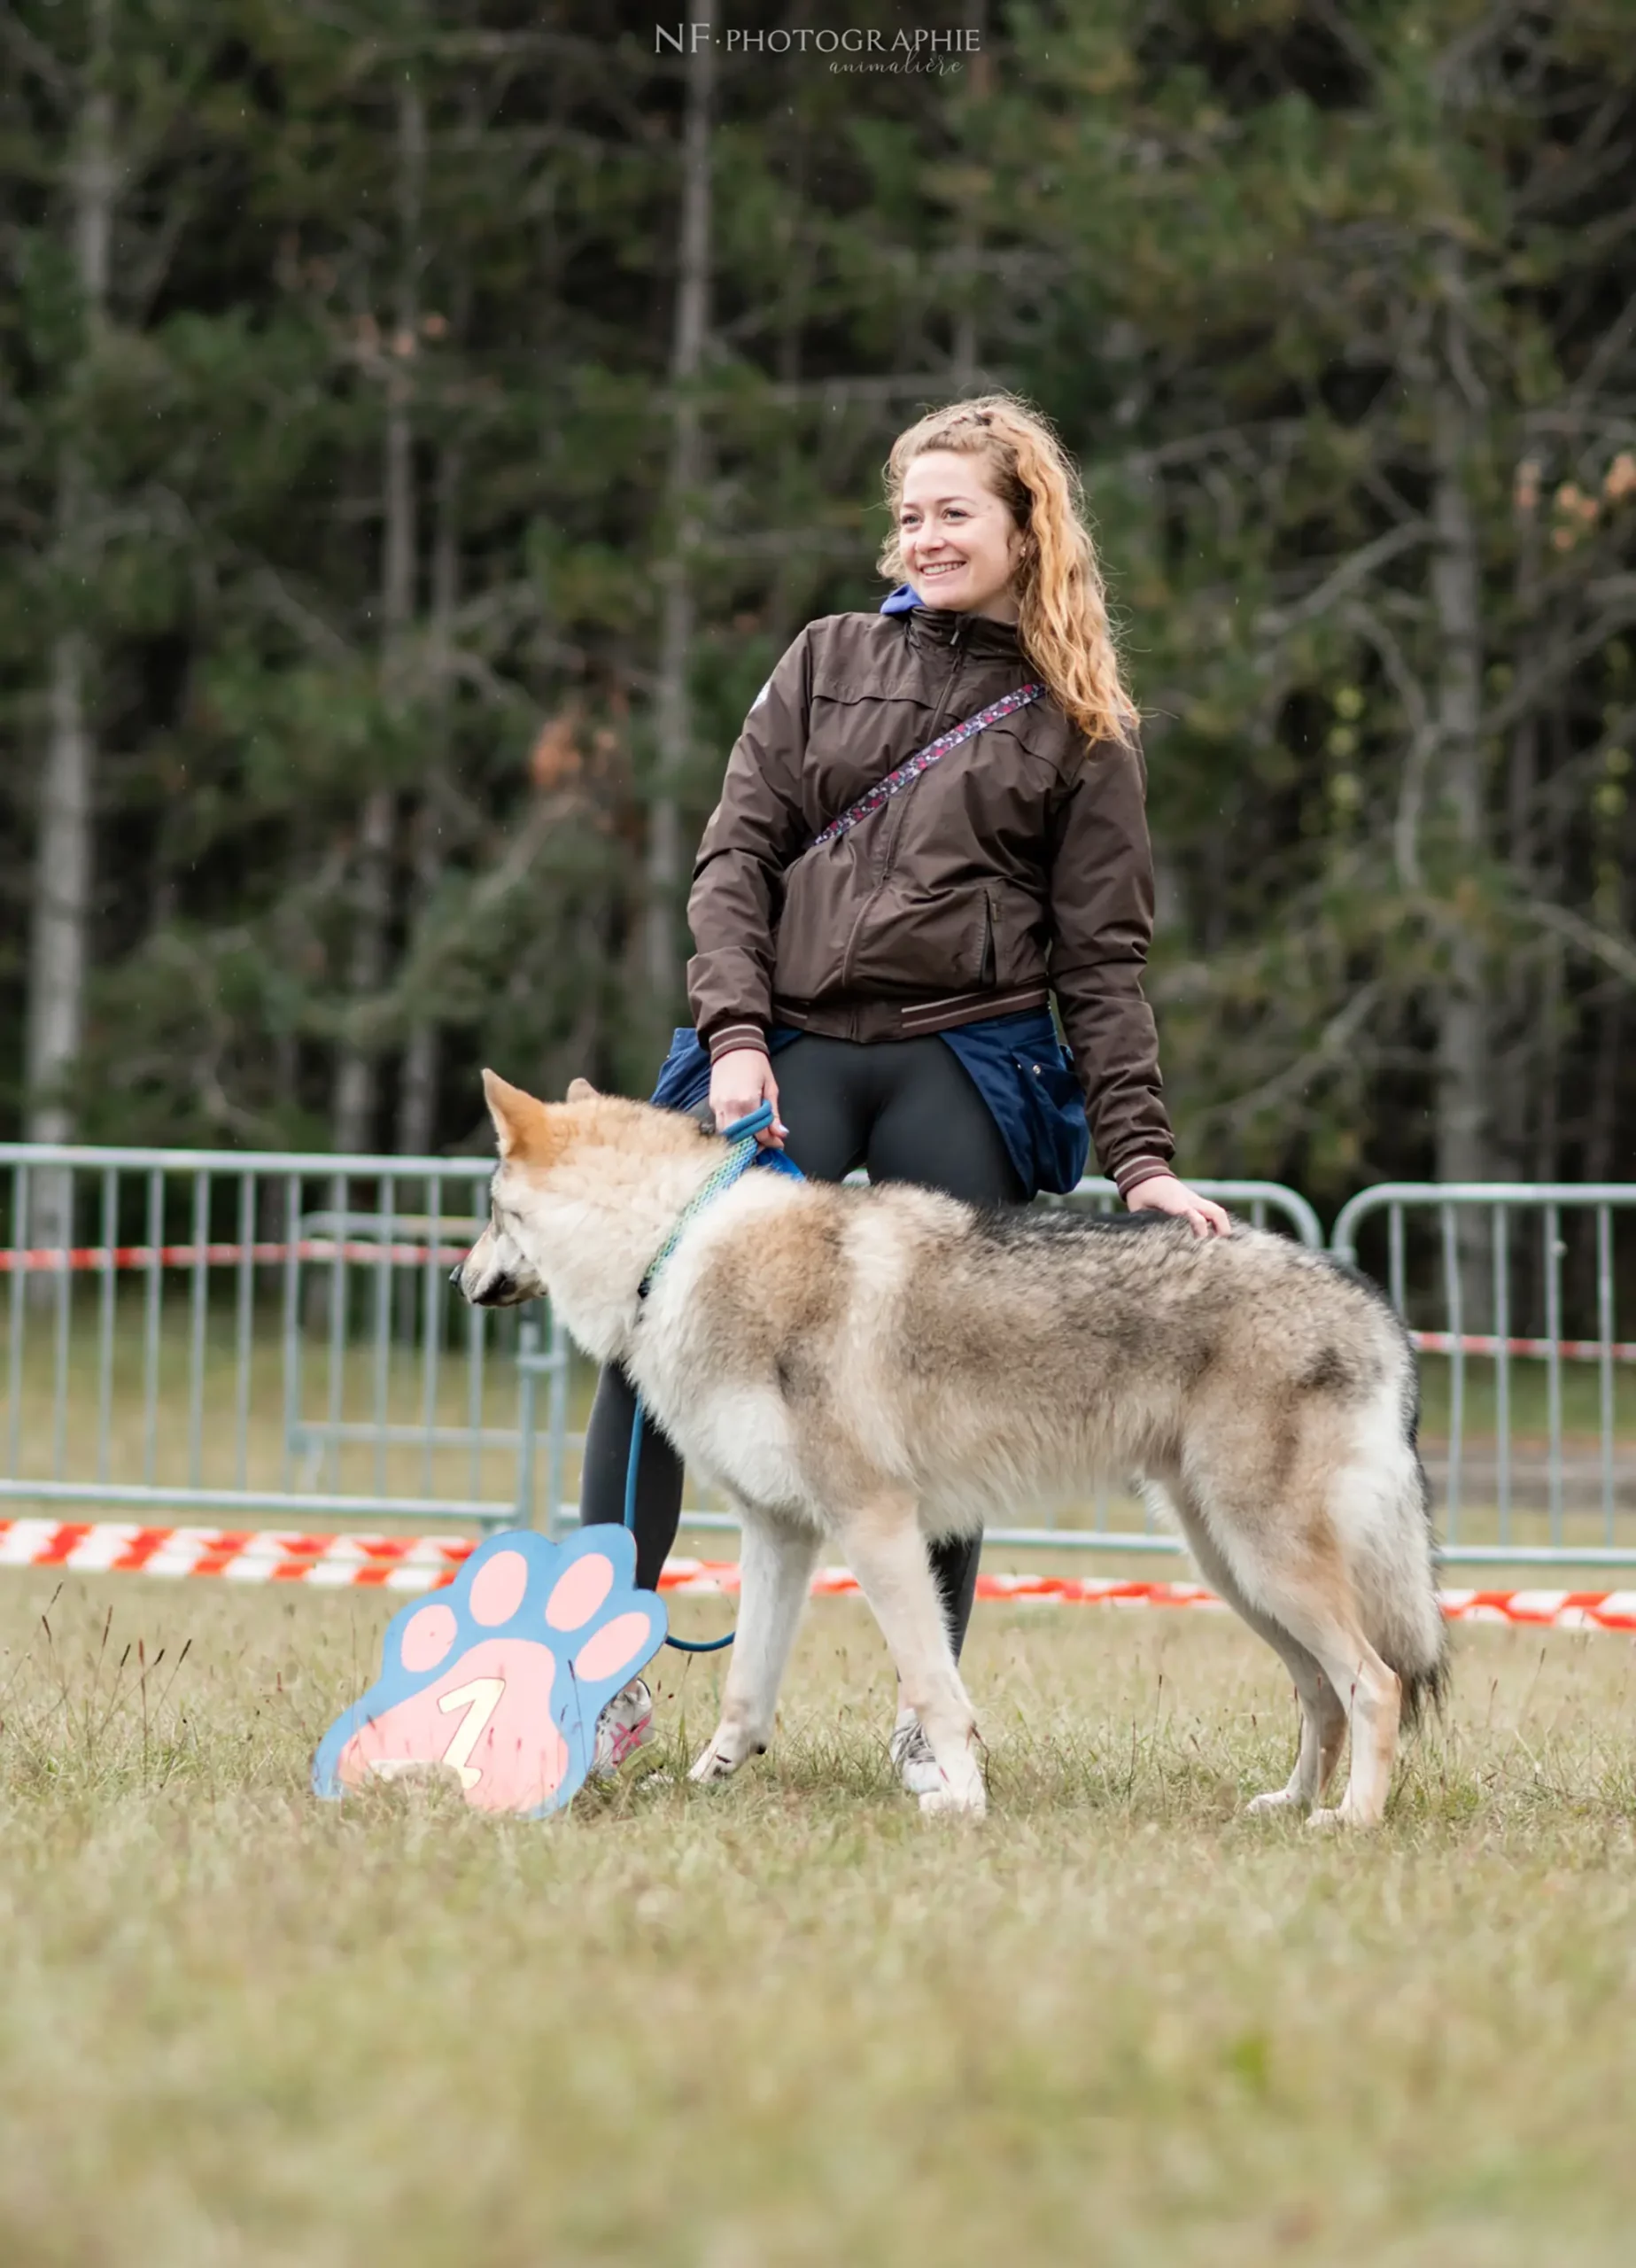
[437,1678,506,1790]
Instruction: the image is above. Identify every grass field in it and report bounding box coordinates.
[3,1572,1635,2266]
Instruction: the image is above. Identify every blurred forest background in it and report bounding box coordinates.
[4,0,1636,1203]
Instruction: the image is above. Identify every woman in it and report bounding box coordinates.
[583,392,1229,1790]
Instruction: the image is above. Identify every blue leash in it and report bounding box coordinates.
[624,1101,799,1653]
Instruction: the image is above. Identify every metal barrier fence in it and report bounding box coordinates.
[0,1149,1314,1548]
[0,1144,567,1530]
[1331,1185,1636,1569]
[4,1146,1632,1573]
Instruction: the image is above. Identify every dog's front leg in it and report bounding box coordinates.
[688,1514,820,1784]
[842,1496,987,1818]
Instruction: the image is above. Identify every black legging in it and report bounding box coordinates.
[579,1031,1026,1658]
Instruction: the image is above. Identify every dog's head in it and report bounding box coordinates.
[452,1071,588,1307]
[453,1070,707,1307]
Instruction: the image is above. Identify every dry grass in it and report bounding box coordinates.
[2,1572,1634,2267]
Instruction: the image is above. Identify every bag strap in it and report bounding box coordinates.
[809,682,1045,850]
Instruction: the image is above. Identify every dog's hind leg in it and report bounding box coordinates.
[1193,1506,1400,1831]
[1175,1503,1346,1815]
[688,1514,820,1784]
[1245,1662,1347,1818]
[841,1495,986,1818]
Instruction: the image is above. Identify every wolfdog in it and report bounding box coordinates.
[457,1073,1447,1826]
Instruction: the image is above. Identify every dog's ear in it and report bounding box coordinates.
[565,1076,599,1103]
[481,1068,551,1161]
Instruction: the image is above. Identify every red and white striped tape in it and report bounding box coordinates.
[0,1239,469,1276]
[3,1521,1635,1632]
[1435,1587,1636,1631]
[0,1520,472,1587]
[1409,1329,1636,1366]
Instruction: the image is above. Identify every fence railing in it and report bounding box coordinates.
[4,1146,1632,1573]
[0,1144,565,1530]
[1331,1184,1636,1568]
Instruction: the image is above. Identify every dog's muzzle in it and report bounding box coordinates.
[451,1219,543,1307]
[452,1254,534,1308]
[452,1256,515,1304]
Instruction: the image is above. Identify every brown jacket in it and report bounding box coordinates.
[686,602,1175,1195]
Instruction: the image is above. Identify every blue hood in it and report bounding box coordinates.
[879,583,924,615]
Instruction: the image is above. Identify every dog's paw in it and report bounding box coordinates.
[918,1784,988,1819]
[909,1726,987,1818]
[313,1529,664,1818]
[1244,1786,1307,1817]
[687,1727,761,1783]
[1306,1797,1381,1833]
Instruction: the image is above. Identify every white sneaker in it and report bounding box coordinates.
[888,1714,944,1798]
[591,1677,655,1778]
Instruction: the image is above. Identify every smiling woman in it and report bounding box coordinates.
[576,390,1229,1798]
[896,454,1027,623]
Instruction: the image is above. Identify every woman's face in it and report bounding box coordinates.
[896,449,1027,623]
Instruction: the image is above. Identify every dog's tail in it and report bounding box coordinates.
[1348,1376,1450,1730]
[1383,1444,1450,1729]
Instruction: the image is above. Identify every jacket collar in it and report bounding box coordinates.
[879,583,1026,664]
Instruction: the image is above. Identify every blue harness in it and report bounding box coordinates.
[626,1101,799,1652]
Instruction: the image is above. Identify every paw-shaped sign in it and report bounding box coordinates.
[313,1528,665,1819]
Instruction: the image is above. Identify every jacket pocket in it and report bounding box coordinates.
[843,883,995,995]
[979,890,996,989]
[771,843,863,1000]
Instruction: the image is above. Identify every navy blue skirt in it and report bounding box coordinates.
[649,1008,1089,1200]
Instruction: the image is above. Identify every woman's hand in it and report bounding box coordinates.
[709,1047,788,1149]
[1124,1173,1231,1239]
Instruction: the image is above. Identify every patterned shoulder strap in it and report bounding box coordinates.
[809,683,1045,850]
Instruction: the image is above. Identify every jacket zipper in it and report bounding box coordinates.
[839,617,969,990]
[920,612,971,747]
[979,889,996,989]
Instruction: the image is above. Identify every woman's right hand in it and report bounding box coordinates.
[709,1047,788,1149]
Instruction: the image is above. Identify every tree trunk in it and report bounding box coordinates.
[26,633,94,1157]
[1531,705,1573,1190]
[768,29,809,639]
[1429,339,1491,1325]
[644,5,715,1038]
[394,900,439,1155]
[395,439,461,1167]
[331,80,424,1157]
[331,788,395,1156]
[1585,994,1624,1181]
[1493,456,1543,1179]
[272,1026,299,1139]
[25,0,115,1263]
[1430,378,1487,1190]
[948,0,990,388]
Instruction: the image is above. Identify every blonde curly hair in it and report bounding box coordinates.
[876,392,1136,750]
